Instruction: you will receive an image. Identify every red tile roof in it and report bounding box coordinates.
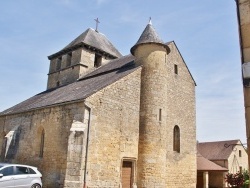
[198,140,239,160]
[197,152,228,171]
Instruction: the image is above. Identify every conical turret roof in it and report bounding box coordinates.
[130,21,170,55]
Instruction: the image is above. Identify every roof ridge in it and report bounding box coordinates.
[199,139,239,144]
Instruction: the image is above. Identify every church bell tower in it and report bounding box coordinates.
[46,27,122,90]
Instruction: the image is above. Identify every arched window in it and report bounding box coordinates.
[173,125,180,153]
[39,129,45,158]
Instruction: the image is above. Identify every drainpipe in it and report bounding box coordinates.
[83,104,91,188]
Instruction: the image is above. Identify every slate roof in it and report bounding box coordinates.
[48,28,122,59]
[0,55,137,116]
[198,140,240,160]
[131,23,170,55]
[197,152,228,171]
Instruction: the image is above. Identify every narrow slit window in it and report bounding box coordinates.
[39,130,45,158]
[174,64,178,74]
[239,150,242,157]
[173,125,180,153]
[159,109,162,121]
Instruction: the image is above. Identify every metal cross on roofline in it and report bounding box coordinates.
[149,17,152,25]
[94,18,100,32]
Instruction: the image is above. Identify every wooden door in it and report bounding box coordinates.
[122,161,133,188]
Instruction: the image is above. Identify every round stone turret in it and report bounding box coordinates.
[131,21,170,188]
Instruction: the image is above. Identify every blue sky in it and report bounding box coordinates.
[0,0,246,143]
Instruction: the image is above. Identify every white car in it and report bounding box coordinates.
[0,163,42,188]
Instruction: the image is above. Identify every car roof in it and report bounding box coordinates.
[0,163,37,168]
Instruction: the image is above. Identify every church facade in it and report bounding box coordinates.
[0,22,197,188]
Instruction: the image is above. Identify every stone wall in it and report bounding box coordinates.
[209,172,226,188]
[0,102,86,188]
[133,43,170,187]
[84,68,141,187]
[0,41,196,188]
[47,47,111,89]
[165,42,197,187]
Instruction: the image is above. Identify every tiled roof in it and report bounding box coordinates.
[0,55,138,116]
[198,140,240,160]
[48,28,122,59]
[197,152,228,171]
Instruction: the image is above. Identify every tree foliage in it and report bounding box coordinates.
[225,172,244,187]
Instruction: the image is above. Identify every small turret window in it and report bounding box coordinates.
[94,54,102,68]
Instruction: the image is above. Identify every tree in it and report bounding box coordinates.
[225,172,244,187]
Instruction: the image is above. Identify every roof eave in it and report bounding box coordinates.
[48,42,118,60]
[130,42,170,56]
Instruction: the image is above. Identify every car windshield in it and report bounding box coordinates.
[0,165,5,168]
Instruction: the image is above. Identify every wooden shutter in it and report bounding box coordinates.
[122,161,133,188]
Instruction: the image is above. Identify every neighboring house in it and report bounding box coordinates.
[198,140,248,188]
[197,152,228,188]
[0,21,197,188]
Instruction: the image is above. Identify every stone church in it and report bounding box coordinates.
[0,21,197,188]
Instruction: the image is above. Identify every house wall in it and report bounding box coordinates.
[209,171,225,188]
[165,42,197,188]
[0,102,86,188]
[227,141,248,173]
[212,160,228,169]
[83,68,141,188]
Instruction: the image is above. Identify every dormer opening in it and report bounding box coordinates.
[56,57,62,71]
[94,53,102,68]
[66,52,72,67]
